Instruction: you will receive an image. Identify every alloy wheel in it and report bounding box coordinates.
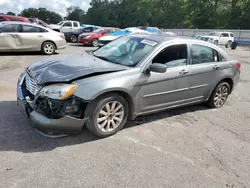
[70,35,77,43]
[97,101,124,132]
[44,44,54,54]
[92,39,99,47]
[213,85,229,107]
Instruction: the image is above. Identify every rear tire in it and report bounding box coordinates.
[207,82,230,108]
[41,42,55,55]
[70,35,78,43]
[86,94,129,138]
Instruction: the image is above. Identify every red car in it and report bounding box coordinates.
[78,27,120,47]
[0,15,30,23]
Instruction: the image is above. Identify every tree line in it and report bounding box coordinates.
[2,0,250,29]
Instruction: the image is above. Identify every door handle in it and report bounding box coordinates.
[179,69,189,75]
[213,65,220,70]
[38,35,43,37]
[10,34,19,38]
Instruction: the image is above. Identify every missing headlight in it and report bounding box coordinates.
[35,96,87,119]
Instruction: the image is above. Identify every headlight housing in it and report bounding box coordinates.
[85,36,91,39]
[39,83,78,100]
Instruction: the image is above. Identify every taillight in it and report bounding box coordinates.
[237,62,241,72]
[60,35,65,39]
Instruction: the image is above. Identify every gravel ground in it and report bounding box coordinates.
[0,44,250,188]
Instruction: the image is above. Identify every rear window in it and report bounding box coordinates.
[230,33,234,37]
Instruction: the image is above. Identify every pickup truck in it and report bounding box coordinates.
[49,20,81,33]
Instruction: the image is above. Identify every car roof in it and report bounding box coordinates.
[0,21,49,29]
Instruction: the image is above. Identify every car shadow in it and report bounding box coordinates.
[0,52,59,56]
[0,100,209,153]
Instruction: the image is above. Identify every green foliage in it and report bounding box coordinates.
[19,8,63,24]
[7,0,250,29]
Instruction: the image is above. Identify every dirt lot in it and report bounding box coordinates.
[0,44,250,188]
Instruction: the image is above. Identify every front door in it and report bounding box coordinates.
[0,24,22,51]
[139,44,191,114]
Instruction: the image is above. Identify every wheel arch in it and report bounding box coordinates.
[85,90,135,120]
[41,40,57,50]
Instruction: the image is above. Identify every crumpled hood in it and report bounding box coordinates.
[27,52,128,85]
[201,36,217,39]
[99,35,118,41]
[49,24,61,29]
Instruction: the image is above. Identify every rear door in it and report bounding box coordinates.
[0,24,22,51]
[187,43,231,101]
[19,24,47,50]
[60,21,73,32]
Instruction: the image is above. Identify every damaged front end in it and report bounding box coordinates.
[17,72,89,138]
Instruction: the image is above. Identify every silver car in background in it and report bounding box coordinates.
[17,35,241,138]
[0,21,67,55]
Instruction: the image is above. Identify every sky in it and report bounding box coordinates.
[0,0,91,16]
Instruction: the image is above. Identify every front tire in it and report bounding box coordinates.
[86,94,129,138]
[207,82,230,108]
[92,38,99,47]
[41,42,55,55]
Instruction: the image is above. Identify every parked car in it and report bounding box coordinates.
[49,20,81,32]
[139,26,162,34]
[17,35,240,138]
[200,32,234,47]
[98,27,151,46]
[162,32,177,36]
[0,15,30,23]
[64,25,101,43]
[0,22,67,55]
[28,18,51,29]
[78,27,120,47]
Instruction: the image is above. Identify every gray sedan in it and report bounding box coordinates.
[17,35,240,138]
[0,21,67,55]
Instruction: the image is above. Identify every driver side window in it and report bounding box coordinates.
[152,44,188,68]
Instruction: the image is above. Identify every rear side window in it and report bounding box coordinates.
[22,25,44,33]
[0,16,5,22]
[82,27,93,32]
[73,22,78,27]
[191,44,217,64]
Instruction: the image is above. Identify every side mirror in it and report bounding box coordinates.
[148,63,167,73]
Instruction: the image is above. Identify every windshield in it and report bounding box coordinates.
[93,28,104,33]
[57,21,63,25]
[93,36,157,67]
[208,32,219,36]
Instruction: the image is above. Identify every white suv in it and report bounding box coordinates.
[200,32,234,47]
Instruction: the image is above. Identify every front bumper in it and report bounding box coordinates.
[79,38,92,45]
[17,78,88,137]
